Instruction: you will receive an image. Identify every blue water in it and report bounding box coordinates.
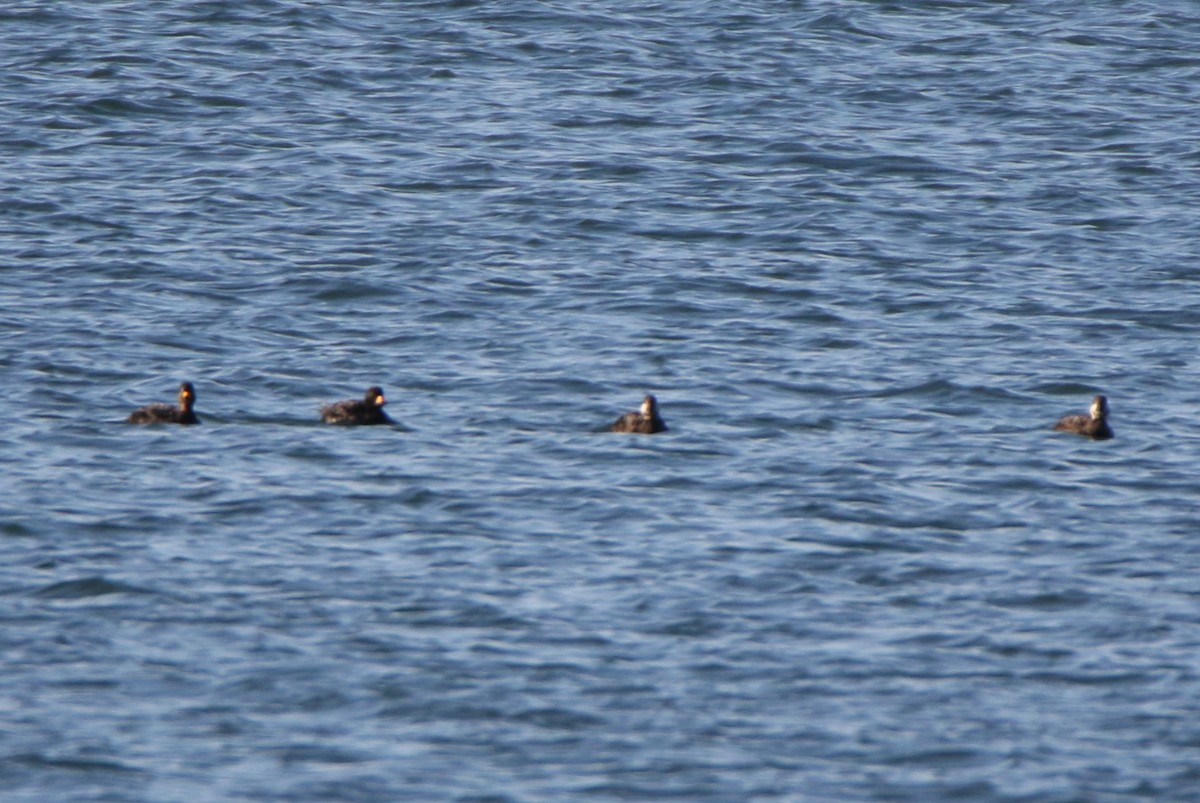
[4,2,1200,800]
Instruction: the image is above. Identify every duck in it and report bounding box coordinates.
[611,394,668,434]
[321,386,392,425]
[1053,394,1113,440]
[127,382,199,425]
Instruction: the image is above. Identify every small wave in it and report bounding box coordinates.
[32,576,154,600]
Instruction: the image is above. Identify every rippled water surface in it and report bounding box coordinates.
[4,2,1200,801]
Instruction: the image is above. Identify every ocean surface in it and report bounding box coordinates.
[3,2,1200,800]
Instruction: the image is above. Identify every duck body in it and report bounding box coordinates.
[611,394,667,434]
[321,386,392,425]
[1053,394,1113,440]
[128,382,199,425]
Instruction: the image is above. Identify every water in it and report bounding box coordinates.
[3,2,1200,800]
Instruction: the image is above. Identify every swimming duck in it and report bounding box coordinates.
[127,382,199,425]
[321,386,392,425]
[611,394,667,434]
[1053,394,1113,440]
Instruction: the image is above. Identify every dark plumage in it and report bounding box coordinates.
[127,382,199,425]
[320,386,392,425]
[1053,394,1113,440]
[611,394,668,434]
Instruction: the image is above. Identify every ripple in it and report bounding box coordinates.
[32,576,155,600]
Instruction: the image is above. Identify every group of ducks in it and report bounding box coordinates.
[127,383,393,427]
[127,382,1111,439]
[125,383,665,432]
